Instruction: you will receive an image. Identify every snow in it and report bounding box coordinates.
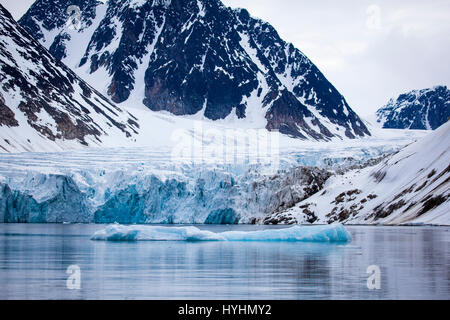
[0,6,139,154]
[35,19,60,50]
[376,86,448,130]
[61,4,108,70]
[18,0,375,142]
[342,103,349,116]
[197,0,206,18]
[0,8,432,224]
[1,3,446,225]
[238,32,268,74]
[277,121,450,225]
[0,125,428,224]
[91,223,352,242]
[121,15,166,111]
[130,0,150,9]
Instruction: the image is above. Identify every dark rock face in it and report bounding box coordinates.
[20,0,370,141]
[376,85,450,130]
[0,91,19,127]
[0,4,139,150]
[261,166,332,224]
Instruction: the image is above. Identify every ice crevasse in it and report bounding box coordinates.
[90,223,352,242]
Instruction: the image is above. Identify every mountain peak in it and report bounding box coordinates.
[0,4,139,152]
[376,86,450,130]
[19,0,370,141]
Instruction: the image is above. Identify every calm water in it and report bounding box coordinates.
[0,224,449,300]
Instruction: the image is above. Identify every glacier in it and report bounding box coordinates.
[90,223,352,242]
[0,129,426,224]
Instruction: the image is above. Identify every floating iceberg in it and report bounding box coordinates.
[220,224,352,242]
[90,223,352,243]
[91,225,225,241]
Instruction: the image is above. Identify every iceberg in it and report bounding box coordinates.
[90,223,352,243]
[220,224,352,242]
[91,224,225,241]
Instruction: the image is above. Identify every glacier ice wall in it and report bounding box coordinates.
[0,144,408,224]
[0,165,331,224]
[0,175,91,223]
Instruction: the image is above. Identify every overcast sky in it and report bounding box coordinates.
[1,0,449,117]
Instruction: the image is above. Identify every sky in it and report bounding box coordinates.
[1,0,449,117]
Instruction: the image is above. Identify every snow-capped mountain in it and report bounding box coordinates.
[0,4,139,153]
[19,0,370,141]
[376,85,450,130]
[265,120,450,225]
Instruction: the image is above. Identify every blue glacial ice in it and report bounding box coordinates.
[90,223,352,242]
[0,141,414,224]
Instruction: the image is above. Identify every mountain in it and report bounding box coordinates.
[0,4,139,153]
[376,85,450,130]
[19,0,370,141]
[264,120,450,225]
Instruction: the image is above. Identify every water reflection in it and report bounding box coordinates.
[0,224,448,299]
